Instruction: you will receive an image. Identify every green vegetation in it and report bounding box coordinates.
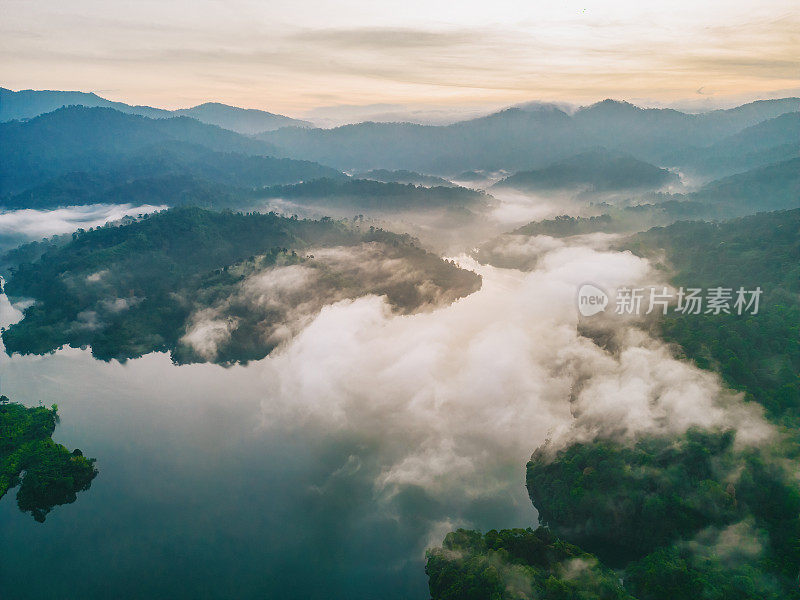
[624,544,785,600]
[355,169,455,187]
[627,209,800,423]
[0,106,281,196]
[689,157,800,214]
[261,177,489,211]
[517,209,800,599]
[426,527,634,600]
[513,214,617,237]
[525,430,800,599]
[527,430,742,565]
[472,206,706,270]
[1,108,346,209]
[0,397,97,522]
[2,206,481,363]
[506,202,723,239]
[435,208,800,599]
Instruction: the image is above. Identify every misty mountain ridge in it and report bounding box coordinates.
[0,87,311,133]
[493,149,680,193]
[2,96,797,223]
[353,169,455,187]
[172,102,313,134]
[257,97,800,175]
[4,140,348,210]
[667,111,800,179]
[690,156,800,212]
[1,206,481,364]
[0,106,348,201]
[259,177,489,211]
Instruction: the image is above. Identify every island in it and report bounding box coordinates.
[0,396,98,522]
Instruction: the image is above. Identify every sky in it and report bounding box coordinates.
[1,0,798,117]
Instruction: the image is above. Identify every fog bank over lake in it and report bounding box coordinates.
[0,233,769,598]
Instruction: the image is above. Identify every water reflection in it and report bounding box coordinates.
[0,344,532,599]
[0,398,98,523]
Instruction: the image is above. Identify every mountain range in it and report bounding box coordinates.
[1,91,798,221]
[256,98,800,176]
[0,87,312,133]
[0,106,337,200]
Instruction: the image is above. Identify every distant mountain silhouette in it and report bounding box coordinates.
[0,87,311,133]
[493,149,679,192]
[173,102,312,134]
[0,107,343,205]
[691,157,800,212]
[256,98,800,175]
[0,106,282,194]
[668,112,800,179]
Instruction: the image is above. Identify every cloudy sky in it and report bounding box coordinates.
[1,0,798,116]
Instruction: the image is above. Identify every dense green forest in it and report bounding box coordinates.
[433,433,799,599]
[627,209,800,423]
[0,106,282,195]
[526,430,799,599]
[522,209,800,599]
[433,208,800,599]
[260,178,489,210]
[5,142,347,210]
[426,528,633,600]
[354,169,455,187]
[0,397,97,522]
[1,207,481,363]
[0,108,347,209]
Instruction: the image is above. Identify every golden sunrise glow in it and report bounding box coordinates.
[1,0,798,116]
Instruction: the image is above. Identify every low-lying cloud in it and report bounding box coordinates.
[0,231,777,598]
[0,203,165,251]
[257,238,771,539]
[181,242,477,361]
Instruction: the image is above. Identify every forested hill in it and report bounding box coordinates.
[493,150,679,193]
[354,169,455,187]
[689,157,800,213]
[627,208,800,422]
[0,106,349,209]
[260,178,490,210]
[434,208,800,600]
[0,106,278,193]
[2,207,481,363]
[426,527,634,600]
[668,111,800,178]
[521,208,800,600]
[0,398,98,522]
[4,142,346,210]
